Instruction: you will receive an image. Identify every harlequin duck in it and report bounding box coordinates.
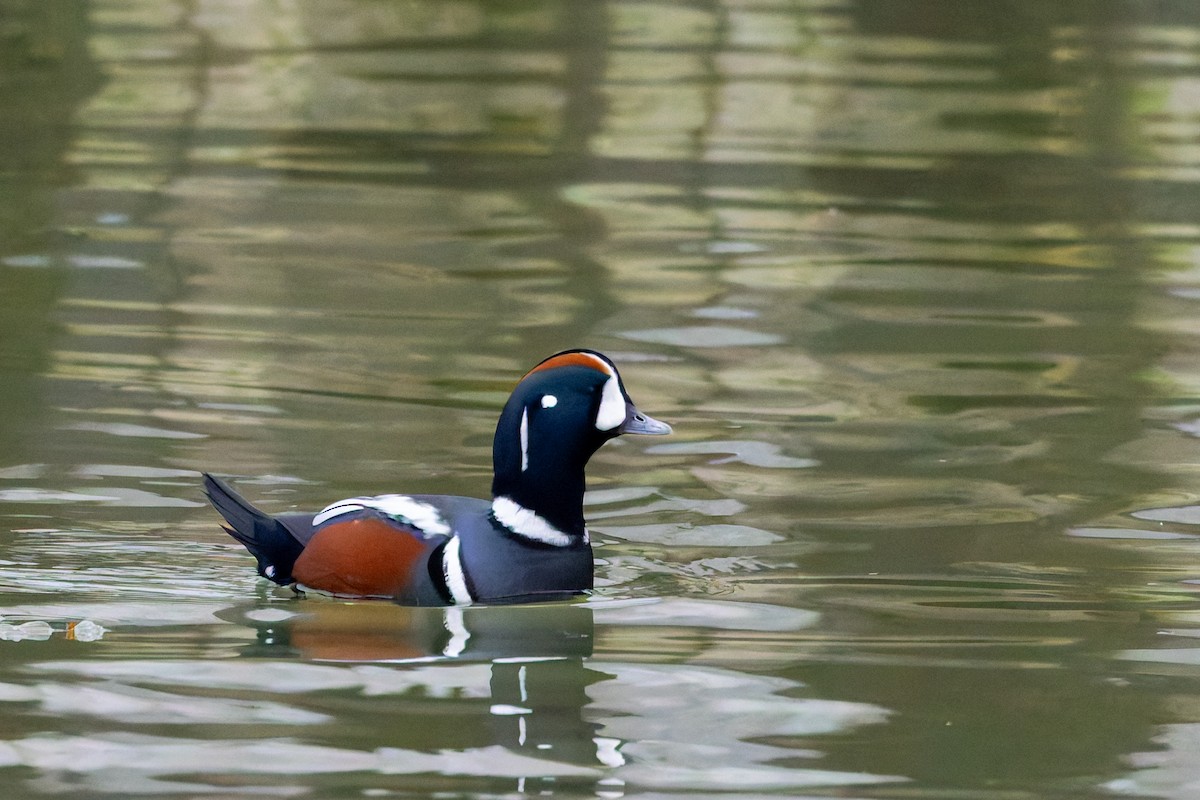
[203,349,671,605]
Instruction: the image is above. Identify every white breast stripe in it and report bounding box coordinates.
[595,374,626,431]
[313,494,451,535]
[442,536,474,605]
[491,496,580,546]
[520,407,529,472]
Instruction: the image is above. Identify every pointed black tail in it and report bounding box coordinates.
[203,473,306,585]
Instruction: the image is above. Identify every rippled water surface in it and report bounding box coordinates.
[5,1,1200,798]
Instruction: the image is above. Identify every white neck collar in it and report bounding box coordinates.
[491,496,585,547]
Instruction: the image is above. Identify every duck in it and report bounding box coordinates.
[203,349,671,605]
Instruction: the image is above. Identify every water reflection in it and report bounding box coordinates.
[4,0,1200,797]
[0,598,896,795]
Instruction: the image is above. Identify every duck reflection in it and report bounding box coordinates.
[223,599,594,663]
[223,599,604,775]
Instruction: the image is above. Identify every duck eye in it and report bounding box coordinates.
[541,394,558,409]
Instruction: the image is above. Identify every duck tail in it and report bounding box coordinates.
[202,473,304,585]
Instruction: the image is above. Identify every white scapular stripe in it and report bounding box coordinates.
[442,536,474,605]
[312,494,450,535]
[595,374,626,431]
[520,407,529,472]
[491,496,580,546]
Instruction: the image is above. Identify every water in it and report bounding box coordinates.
[3,0,1200,797]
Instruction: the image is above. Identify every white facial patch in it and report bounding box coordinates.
[491,496,581,546]
[312,494,451,536]
[520,407,530,472]
[541,394,557,408]
[595,374,626,431]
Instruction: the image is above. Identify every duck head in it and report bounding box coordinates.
[491,349,671,543]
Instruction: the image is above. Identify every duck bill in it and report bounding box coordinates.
[619,405,672,435]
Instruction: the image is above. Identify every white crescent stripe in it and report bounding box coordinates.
[442,536,474,605]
